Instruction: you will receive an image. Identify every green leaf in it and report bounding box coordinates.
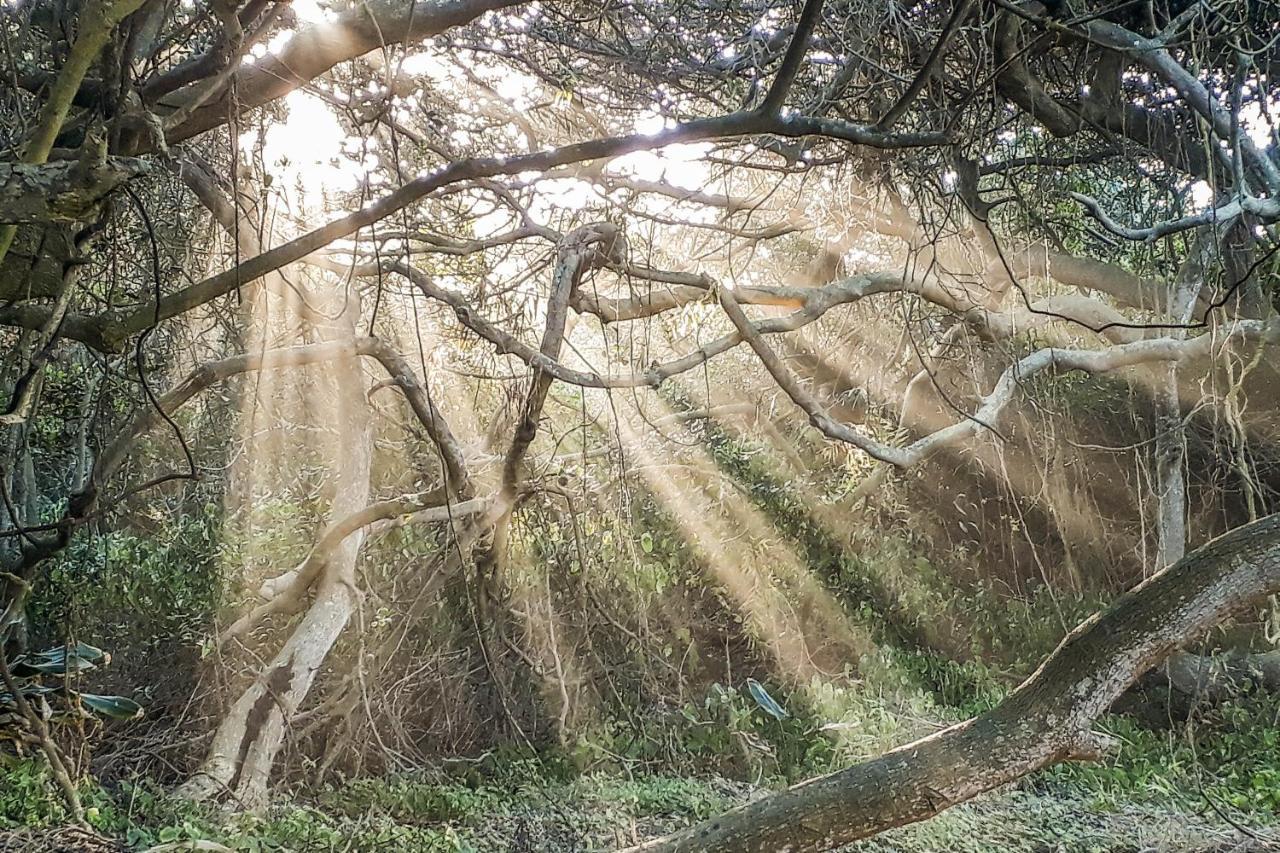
[76,692,144,720]
[34,642,107,665]
[745,678,787,720]
[13,642,108,676]
[640,532,654,554]
[11,655,96,677]
[0,683,55,705]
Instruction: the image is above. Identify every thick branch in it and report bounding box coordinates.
[155,0,527,145]
[630,512,1280,852]
[4,110,945,349]
[756,0,825,115]
[1084,20,1280,193]
[0,157,148,222]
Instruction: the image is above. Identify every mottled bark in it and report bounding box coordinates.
[0,158,148,223]
[0,0,149,264]
[0,225,77,303]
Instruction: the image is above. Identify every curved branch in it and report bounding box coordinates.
[717,285,912,465]
[221,495,492,644]
[629,512,1280,852]
[3,110,946,350]
[721,284,1275,472]
[499,222,623,493]
[1083,20,1280,193]
[1072,191,1279,243]
[361,339,473,499]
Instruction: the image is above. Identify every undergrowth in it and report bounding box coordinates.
[3,667,1278,851]
[6,400,1277,850]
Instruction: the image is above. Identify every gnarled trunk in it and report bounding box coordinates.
[179,301,372,807]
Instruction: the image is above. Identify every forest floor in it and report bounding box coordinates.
[6,666,1280,851]
[2,762,1277,852]
[6,643,1280,851]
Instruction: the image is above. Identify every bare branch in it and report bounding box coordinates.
[757,0,826,115]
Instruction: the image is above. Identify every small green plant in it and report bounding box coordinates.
[317,776,499,824]
[1049,693,1280,820]
[0,759,73,828]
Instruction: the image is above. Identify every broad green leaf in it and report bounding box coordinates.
[0,683,55,705]
[13,642,108,676]
[11,655,96,677]
[38,642,108,665]
[77,692,144,720]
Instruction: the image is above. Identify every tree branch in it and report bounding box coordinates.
[0,157,148,222]
[629,511,1280,852]
[756,0,825,116]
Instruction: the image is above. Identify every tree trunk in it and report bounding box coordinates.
[628,513,1280,853]
[1153,227,1213,569]
[179,298,372,807]
[1153,359,1187,568]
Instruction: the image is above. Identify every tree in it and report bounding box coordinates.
[0,0,1276,840]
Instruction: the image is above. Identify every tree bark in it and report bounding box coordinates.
[1153,227,1215,569]
[627,513,1280,852]
[1161,650,1280,701]
[178,298,373,807]
[0,157,148,223]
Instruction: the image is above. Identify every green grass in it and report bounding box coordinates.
[4,674,1278,852]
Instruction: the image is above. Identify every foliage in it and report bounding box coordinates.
[1050,693,1280,816]
[1,642,142,743]
[29,510,223,651]
[4,683,1278,852]
[0,759,75,828]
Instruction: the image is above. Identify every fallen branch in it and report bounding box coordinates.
[628,512,1280,852]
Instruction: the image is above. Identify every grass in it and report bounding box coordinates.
[8,426,1277,850]
[2,762,1271,851]
[4,677,1278,851]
